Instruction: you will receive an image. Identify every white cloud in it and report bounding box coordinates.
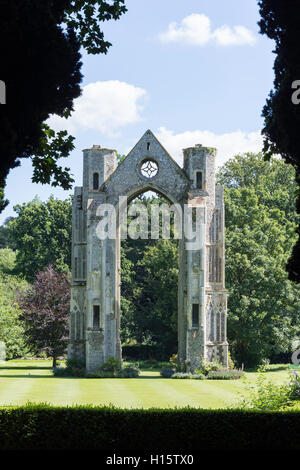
[213,25,257,46]
[159,14,212,46]
[47,80,147,136]
[158,13,257,47]
[156,127,263,167]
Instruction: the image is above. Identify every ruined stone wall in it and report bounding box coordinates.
[68,131,228,372]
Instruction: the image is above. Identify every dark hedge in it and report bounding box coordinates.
[122,344,167,360]
[0,405,299,450]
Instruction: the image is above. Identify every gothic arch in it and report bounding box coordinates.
[68,130,228,371]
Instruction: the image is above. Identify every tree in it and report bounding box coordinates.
[120,195,178,357]
[7,196,72,281]
[18,265,70,367]
[0,217,16,250]
[0,1,127,210]
[136,239,178,356]
[258,0,300,282]
[0,249,29,359]
[217,153,300,366]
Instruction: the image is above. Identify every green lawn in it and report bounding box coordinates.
[0,360,298,409]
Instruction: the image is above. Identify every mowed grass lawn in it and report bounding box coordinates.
[0,360,297,409]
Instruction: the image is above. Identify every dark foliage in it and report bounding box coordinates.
[0,1,127,210]
[258,0,300,282]
[18,265,70,367]
[160,367,175,378]
[0,405,300,450]
[121,196,178,358]
[122,344,170,362]
[0,0,82,210]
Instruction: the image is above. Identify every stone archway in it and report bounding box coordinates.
[68,130,228,371]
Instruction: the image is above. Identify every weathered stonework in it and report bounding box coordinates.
[68,130,228,371]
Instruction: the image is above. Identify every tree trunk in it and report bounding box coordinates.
[52,356,57,368]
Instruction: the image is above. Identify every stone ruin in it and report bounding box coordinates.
[68,130,228,371]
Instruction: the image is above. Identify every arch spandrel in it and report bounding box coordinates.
[102,130,190,205]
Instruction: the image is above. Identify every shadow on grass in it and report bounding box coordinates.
[0,366,52,370]
[267,366,291,372]
[0,374,77,379]
[0,374,54,378]
[0,373,163,379]
[245,365,290,373]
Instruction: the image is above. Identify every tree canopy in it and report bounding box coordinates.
[7,196,72,281]
[0,249,29,359]
[2,154,299,366]
[258,0,300,282]
[0,1,127,211]
[120,155,300,366]
[217,153,300,366]
[120,195,178,357]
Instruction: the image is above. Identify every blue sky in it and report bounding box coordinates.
[1,0,275,223]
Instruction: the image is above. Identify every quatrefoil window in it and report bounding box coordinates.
[140,159,158,179]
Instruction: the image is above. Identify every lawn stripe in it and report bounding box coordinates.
[48,378,82,406]
[0,361,293,409]
[186,380,242,408]
[113,378,174,409]
[0,378,35,406]
[135,379,205,409]
[78,378,145,408]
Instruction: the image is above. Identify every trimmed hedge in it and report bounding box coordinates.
[0,405,299,450]
[207,370,244,380]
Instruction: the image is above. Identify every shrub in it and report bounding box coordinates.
[100,357,121,374]
[288,370,300,400]
[171,373,206,380]
[86,370,118,378]
[171,373,193,379]
[169,354,190,372]
[207,370,243,380]
[86,366,140,379]
[228,350,235,370]
[192,373,206,380]
[53,358,85,377]
[120,365,140,378]
[53,366,68,377]
[190,374,207,380]
[196,359,224,376]
[238,371,293,411]
[258,358,271,372]
[160,367,175,378]
[86,357,124,378]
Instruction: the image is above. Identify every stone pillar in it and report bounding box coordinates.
[182,144,228,369]
[69,145,118,372]
[68,186,86,362]
[83,146,117,371]
[178,234,187,361]
[184,200,206,371]
[85,196,105,371]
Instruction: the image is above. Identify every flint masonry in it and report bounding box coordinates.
[68,130,228,371]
